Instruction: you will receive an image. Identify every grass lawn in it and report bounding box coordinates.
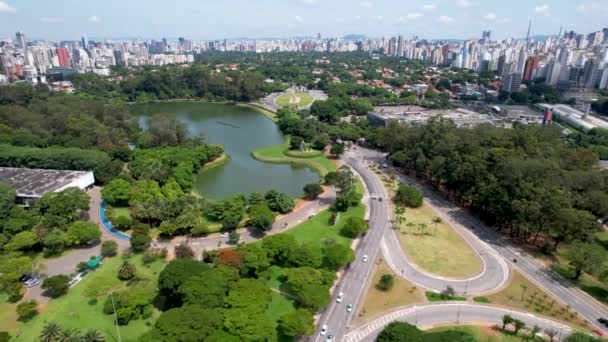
[251,139,336,176]
[485,270,590,331]
[267,292,296,326]
[276,93,314,108]
[356,257,425,325]
[395,204,482,279]
[425,291,466,302]
[239,103,278,122]
[12,254,165,342]
[107,207,131,220]
[428,325,534,341]
[285,205,363,247]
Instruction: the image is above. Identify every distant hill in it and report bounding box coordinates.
[342,34,367,40]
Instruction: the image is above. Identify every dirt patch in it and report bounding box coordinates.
[288,96,301,104]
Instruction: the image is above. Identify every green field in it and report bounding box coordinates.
[9,255,165,341]
[276,93,314,108]
[251,138,336,176]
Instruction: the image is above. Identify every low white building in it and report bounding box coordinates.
[0,167,94,206]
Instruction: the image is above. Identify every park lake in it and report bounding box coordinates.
[132,102,319,199]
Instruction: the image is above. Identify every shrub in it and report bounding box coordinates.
[340,217,369,238]
[118,261,136,280]
[376,274,395,291]
[16,300,38,321]
[394,184,423,208]
[101,240,119,257]
[42,275,70,298]
[76,262,88,272]
[130,233,151,253]
[174,244,194,259]
[473,296,491,303]
[303,183,323,200]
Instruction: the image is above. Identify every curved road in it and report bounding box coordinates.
[344,303,574,342]
[357,147,608,335]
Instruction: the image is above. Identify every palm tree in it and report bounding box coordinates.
[431,216,442,236]
[82,329,105,342]
[544,328,558,342]
[513,319,526,335]
[520,284,528,301]
[417,223,428,235]
[40,322,63,342]
[501,314,513,331]
[57,327,80,342]
[117,261,136,280]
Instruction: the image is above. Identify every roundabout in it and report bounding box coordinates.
[276,92,314,108]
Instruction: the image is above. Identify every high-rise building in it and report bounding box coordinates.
[15,31,26,50]
[502,72,522,92]
[81,35,88,50]
[523,56,540,81]
[56,47,70,67]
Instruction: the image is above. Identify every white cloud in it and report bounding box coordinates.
[457,0,473,8]
[484,12,497,20]
[298,0,317,4]
[40,16,62,23]
[497,17,510,23]
[355,15,362,20]
[373,15,384,21]
[534,4,550,16]
[437,15,453,23]
[422,3,437,11]
[89,15,101,22]
[0,1,16,14]
[406,12,423,20]
[360,1,373,8]
[294,15,303,23]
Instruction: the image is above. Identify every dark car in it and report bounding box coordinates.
[598,317,608,326]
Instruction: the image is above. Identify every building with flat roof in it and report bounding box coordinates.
[368,106,498,128]
[0,167,94,206]
[535,104,608,132]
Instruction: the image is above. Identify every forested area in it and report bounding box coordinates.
[70,65,268,102]
[0,185,97,300]
[378,119,608,282]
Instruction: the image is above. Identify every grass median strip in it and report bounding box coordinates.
[394,204,483,279]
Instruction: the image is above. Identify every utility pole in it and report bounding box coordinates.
[110,292,122,342]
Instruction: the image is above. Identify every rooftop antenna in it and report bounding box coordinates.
[525,19,532,48]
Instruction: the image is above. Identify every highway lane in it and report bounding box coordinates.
[312,153,390,342]
[360,147,608,334]
[343,303,574,342]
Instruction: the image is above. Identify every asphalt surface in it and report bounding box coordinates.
[313,152,391,342]
[344,303,575,342]
[359,147,608,335]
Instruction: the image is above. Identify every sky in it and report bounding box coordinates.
[0,0,607,41]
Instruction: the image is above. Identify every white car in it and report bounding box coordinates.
[362,255,368,262]
[320,324,328,336]
[336,292,344,303]
[221,232,230,237]
[346,304,353,312]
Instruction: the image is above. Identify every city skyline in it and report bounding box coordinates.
[0,0,607,41]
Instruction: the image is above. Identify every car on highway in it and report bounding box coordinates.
[362,255,368,262]
[598,317,608,327]
[325,334,334,342]
[320,324,328,336]
[346,304,353,312]
[336,292,344,303]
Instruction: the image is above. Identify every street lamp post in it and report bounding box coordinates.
[110,292,122,342]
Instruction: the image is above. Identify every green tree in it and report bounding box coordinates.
[262,234,297,265]
[566,241,605,280]
[265,190,295,214]
[140,305,226,341]
[377,274,394,291]
[377,321,423,341]
[394,184,423,208]
[66,221,101,246]
[240,244,270,276]
[248,204,277,230]
[501,314,513,331]
[101,178,131,206]
[180,266,240,308]
[324,171,340,185]
[39,322,63,342]
[340,216,369,238]
[100,240,118,257]
[42,275,70,298]
[130,232,151,253]
[174,244,194,259]
[323,243,355,270]
[82,329,105,342]
[158,258,209,306]
[290,243,323,268]
[303,183,323,200]
[278,309,314,337]
[16,300,38,321]
[290,136,304,150]
[117,261,136,280]
[4,231,37,251]
[42,229,67,256]
[0,182,15,219]
[330,143,345,158]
